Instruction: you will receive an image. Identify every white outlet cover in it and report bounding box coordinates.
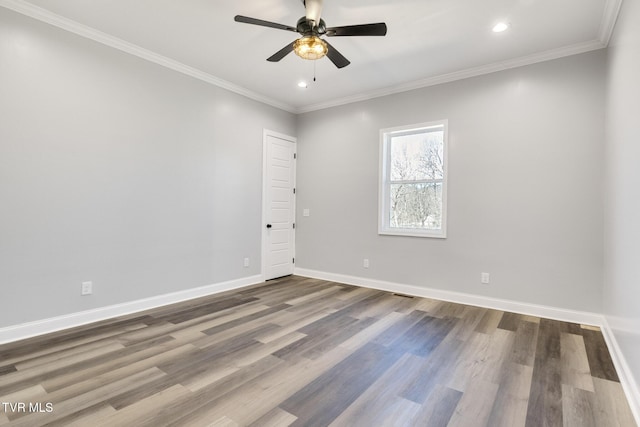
[81,281,93,295]
[303,209,310,217]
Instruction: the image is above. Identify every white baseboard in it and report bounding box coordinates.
[1,269,637,422]
[0,275,263,345]
[295,268,640,423]
[600,317,640,426]
[295,268,603,326]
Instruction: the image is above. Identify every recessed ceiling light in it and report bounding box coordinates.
[492,22,510,33]
[298,81,308,89]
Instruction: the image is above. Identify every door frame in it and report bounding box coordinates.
[262,129,297,281]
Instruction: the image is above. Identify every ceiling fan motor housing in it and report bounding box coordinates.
[296,17,326,36]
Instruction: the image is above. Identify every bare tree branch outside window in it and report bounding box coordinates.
[387,127,444,231]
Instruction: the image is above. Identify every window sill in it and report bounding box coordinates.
[378,229,447,239]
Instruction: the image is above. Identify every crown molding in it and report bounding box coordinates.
[1,0,623,116]
[0,0,297,113]
[599,0,623,45]
[294,0,622,113]
[296,39,606,113]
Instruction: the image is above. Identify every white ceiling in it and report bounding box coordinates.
[1,0,621,113]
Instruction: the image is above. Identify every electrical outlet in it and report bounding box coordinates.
[363,259,370,268]
[303,209,310,217]
[81,281,93,295]
[481,273,490,284]
[243,258,250,268]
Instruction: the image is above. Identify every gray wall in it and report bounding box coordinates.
[604,0,640,399]
[296,51,606,313]
[0,8,295,326]
[0,3,620,336]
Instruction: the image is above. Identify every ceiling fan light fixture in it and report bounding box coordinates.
[293,36,328,60]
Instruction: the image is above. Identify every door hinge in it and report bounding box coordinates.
[292,257,295,264]
[293,153,297,159]
[293,188,296,194]
[293,223,296,229]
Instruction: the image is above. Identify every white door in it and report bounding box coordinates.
[263,131,296,280]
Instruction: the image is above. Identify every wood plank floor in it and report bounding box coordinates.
[0,275,636,427]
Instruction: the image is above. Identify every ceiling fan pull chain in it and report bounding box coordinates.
[313,60,317,82]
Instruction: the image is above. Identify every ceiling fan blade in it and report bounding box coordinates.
[304,0,324,25]
[234,15,297,32]
[267,43,294,62]
[326,22,387,37]
[324,41,350,68]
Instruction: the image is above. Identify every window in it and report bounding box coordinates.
[379,120,448,238]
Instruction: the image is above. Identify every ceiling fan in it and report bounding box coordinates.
[234,0,387,69]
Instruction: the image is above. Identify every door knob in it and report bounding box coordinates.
[266,224,272,228]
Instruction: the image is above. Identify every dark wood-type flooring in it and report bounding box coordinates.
[0,275,636,426]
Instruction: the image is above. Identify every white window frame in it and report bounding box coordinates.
[379,120,448,238]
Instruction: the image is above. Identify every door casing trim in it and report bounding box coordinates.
[262,129,297,281]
